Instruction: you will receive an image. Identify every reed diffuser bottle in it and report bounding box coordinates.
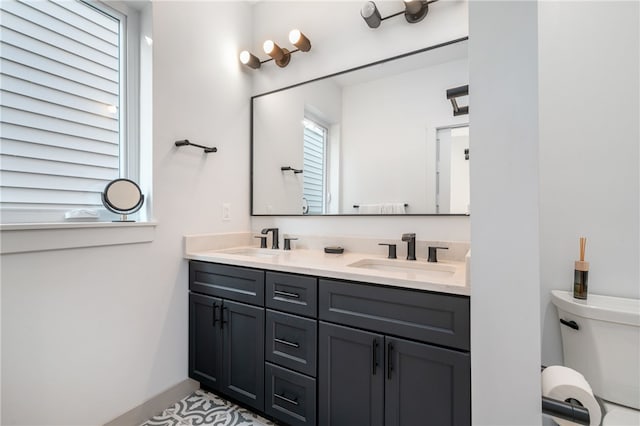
[573,237,589,300]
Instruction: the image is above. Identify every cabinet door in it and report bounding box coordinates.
[221,299,265,412]
[318,322,384,426]
[189,293,223,391]
[385,337,471,426]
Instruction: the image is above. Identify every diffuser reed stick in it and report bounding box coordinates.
[579,237,586,262]
[574,236,589,299]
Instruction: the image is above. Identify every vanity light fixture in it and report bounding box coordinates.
[446,84,469,116]
[361,0,436,29]
[239,30,312,70]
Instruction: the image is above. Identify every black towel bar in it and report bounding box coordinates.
[353,203,409,208]
[175,139,217,153]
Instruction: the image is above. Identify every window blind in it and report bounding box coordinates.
[302,119,326,215]
[0,0,121,220]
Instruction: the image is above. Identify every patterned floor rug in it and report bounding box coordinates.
[140,390,275,426]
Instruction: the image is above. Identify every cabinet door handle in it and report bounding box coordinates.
[212,302,218,327]
[274,337,300,348]
[387,342,394,380]
[220,303,228,330]
[274,289,300,299]
[372,338,379,375]
[274,393,299,406]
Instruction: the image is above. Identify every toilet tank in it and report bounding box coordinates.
[551,290,640,409]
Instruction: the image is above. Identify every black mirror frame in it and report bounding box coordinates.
[250,36,469,217]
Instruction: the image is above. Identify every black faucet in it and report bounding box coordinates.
[428,246,449,263]
[401,233,416,260]
[261,228,279,249]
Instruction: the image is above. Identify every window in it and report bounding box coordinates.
[302,117,326,215]
[0,0,139,224]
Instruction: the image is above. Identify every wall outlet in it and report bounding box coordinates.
[222,203,231,221]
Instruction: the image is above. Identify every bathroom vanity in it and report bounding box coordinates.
[186,234,471,426]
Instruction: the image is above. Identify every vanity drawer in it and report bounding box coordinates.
[265,310,317,377]
[266,271,317,318]
[319,279,470,351]
[265,362,316,426]
[189,261,265,306]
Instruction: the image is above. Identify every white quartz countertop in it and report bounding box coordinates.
[185,245,470,296]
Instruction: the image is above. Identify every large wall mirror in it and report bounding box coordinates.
[252,37,469,216]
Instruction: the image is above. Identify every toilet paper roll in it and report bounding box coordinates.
[542,365,602,426]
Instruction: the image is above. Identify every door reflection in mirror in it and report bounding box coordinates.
[436,125,469,215]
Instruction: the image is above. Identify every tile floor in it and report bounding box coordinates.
[140,390,275,426]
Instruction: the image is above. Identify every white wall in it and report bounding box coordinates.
[539,2,640,365]
[469,1,541,424]
[249,0,470,240]
[0,2,252,424]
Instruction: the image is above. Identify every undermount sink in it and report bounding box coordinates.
[217,247,281,258]
[347,258,457,279]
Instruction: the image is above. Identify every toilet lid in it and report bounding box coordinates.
[603,407,640,426]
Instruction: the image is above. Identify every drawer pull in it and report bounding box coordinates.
[274,337,300,348]
[274,393,299,406]
[274,289,300,299]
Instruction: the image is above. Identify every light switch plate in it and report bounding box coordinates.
[222,203,231,221]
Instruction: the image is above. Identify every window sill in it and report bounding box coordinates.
[0,221,157,254]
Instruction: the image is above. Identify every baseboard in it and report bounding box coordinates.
[104,379,199,426]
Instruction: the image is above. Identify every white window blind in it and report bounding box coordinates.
[0,0,123,223]
[302,118,326,215]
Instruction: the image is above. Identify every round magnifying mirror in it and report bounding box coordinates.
[101,178,144,222]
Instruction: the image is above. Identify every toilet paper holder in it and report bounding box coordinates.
[541,366,591,425]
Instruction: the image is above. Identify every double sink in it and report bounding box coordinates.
[216,247,458,281]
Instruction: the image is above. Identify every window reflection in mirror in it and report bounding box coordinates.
[302,117,327,214]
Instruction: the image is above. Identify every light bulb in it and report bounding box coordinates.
[361,1,377,19]
[263,40,274,55]
[239,50,251,64]
[289,29,301,45]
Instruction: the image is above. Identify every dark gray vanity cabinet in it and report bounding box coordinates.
[188,261,265,412]
[264,271,318,426]
[189,261,471,426]
[318,278,471,426]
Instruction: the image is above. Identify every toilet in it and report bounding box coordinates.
[551,290,640,425]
